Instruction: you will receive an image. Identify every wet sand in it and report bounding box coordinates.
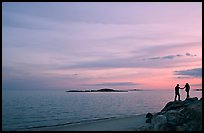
[31,114,148,131]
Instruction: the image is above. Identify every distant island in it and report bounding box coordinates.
[66,88,128,92]
[193,89,202,91]
[128,89,145,91]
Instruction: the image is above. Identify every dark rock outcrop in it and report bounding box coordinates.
[142,97,202,131]
[145,113,153,123]
[161,101,185,112]
[146,112,153,118]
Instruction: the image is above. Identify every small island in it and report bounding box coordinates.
[66,88,128,92]
[128,89,145,91]
[193,89,202,91]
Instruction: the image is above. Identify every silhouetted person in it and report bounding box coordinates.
[174,84,183,101]
[183,83,190,99]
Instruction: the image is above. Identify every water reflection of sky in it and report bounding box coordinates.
[2,90,202,130]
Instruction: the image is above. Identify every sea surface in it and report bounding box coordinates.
[2,89,202,131]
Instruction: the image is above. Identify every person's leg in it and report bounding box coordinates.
[174,93,177,101]
[178,93,181,101]
[187,91,189,98]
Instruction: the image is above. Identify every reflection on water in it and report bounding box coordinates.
[2,90,202,131]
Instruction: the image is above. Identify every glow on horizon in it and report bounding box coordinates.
[2,2,202,90]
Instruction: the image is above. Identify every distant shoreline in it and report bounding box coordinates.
[66,88,128,92]
[193,89,202,91]
[65,88,147,92]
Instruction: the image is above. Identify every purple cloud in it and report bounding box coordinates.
[146,52,196,60]
[186,52,196,56]
[2,3,201,90]
[65,52,198,69]
[174,68,202,78]
[191,83,202,87]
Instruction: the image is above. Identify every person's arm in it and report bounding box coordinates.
[183,86,186,89]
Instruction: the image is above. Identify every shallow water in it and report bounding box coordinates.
[2,89,202,131]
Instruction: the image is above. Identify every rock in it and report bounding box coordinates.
[183,97,198,104]
[157,123,176,131]
[176,125,185,131]
[185,121,202,131]
[180,100,202,122]
[146,118,152,123]
[161,101,185,112]
[136,124,153,131]
[146,112,153,118]
[140,96,202,131]
[161,97,199,112]
[151,115,167,130]
[164,110,186,126]
[145,112,153,123]
[183,97,198,105]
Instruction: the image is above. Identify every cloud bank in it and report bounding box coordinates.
[174,68,202,78]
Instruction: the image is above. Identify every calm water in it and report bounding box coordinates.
[2,89,202,131]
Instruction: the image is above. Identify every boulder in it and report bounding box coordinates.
[176,125,185,131]
[180,100,202,122]
[157,123,176,131]
[185,121,202,131]
[182,97,198,105]
[161,97,199,112]
[146,112,153,118]
[146,118,152,123]
[164,110,186,126]
[139,96,202,131]
[187,97,198,101]
[161,101,185,112]
[135,124,153,131]
[151,115,167,130]
[145,112,153,123]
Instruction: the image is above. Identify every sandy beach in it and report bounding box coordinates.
[31,114,148,131]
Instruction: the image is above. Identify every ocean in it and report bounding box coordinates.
[2,89,202,131]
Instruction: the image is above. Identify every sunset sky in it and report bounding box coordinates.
[2,2,202,90]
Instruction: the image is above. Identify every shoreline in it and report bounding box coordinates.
[29,114,149,131]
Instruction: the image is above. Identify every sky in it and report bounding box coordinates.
[2,2,202,90]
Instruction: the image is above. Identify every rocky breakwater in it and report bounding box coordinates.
[139,97,202,131]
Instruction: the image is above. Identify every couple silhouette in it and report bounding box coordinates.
[174,83,190,101]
